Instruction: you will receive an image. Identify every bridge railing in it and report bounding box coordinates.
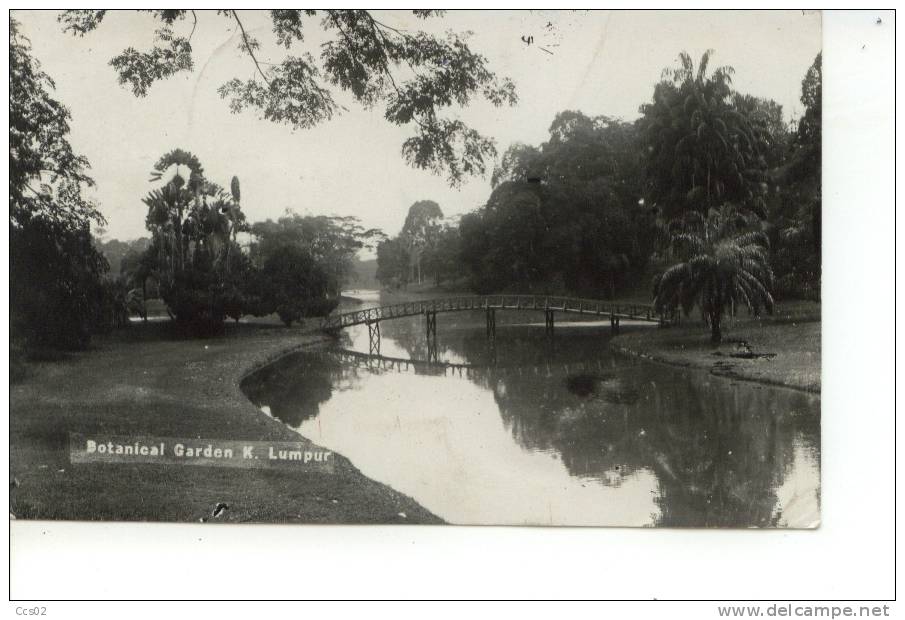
[321,295,666,331]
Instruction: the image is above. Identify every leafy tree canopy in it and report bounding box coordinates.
[260,244,335,326]
[58,9,518,186]
[461,110,658,297]
[797,52,821,150]
[638,50,772,220]
[492,110,643,208]
[10,18,102,231]
[250,212,384,296]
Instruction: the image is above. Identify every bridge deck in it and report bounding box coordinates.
[321,295,667,331]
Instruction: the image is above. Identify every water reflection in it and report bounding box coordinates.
[243,294,820,527]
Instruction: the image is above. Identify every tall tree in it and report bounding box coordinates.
[795,52,822,174]
[462,111,654,297]
[400,200,443,284]
[422,223,464,287]
[57,9,517,186]
[638,50,770,220]
[772,53,821,299]
[137,149,249,330]
[376,237,411,290]
[141,149,238,284]
[10,19,110,349]
[10,18,102,231]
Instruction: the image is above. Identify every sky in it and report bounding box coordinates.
[14,10,821,245]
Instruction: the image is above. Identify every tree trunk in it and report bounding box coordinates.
[710,310,722,344]
[142,277,148,322]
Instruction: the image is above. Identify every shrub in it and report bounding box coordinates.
[261,245,334,327]
[10,218,109,350]
[161,270,227,336]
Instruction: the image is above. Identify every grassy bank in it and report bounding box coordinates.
[611,301,821,393]
[10,321,442,523]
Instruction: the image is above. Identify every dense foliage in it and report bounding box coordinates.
[456,111,657,296]
[18,16,822,352]
[11,218,110,349]
[130,152,374,332]
[645,50,820,333]
[10,19,111,353]
[771,53,822,300]
[638,50,772,221]
[373,49,820,343]
[375,201,463,289]
[260,245,336,326]
[129,149,244,332]
[249,213,383,298]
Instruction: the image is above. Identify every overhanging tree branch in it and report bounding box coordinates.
[232,10,270,85]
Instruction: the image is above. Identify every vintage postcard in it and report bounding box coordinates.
[10,9,821,528]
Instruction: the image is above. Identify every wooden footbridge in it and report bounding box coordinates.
[321,295,669,354]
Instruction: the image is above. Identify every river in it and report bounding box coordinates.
[242,290,820,527]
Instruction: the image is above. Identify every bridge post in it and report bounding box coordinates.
[486,307,496,340]
[367,320,380,355]
[545,309,555,336]
[426,334,438,364]
[425,310,439,363]
[425,310,437,340]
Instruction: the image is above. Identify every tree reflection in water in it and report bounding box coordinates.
[244,309,819,527]
[242,351,360,428]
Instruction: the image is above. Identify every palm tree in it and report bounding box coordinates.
[222,175,242,272]
[142,150,244,280]
[640,50,769,220]
[143,150,208,277]
[653,207,774,343]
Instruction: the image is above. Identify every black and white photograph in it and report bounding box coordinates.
[6,6,896,606]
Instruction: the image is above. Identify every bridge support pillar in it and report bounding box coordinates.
[425,310,437,339]
[426,335,439,364]
[486,308,496,340]
[367,320,381,355]
[425,311,438,363]
[545,309,555,335]
[424,310,439,363]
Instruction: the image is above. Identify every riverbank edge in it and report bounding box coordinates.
[609,324,821,394]
[9,325,444,524]
[232,331,443,524]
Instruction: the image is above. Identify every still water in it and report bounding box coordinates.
[243,291,820,527]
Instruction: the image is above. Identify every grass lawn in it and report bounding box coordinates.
[10,321,442,523]
[611,300,821,393]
